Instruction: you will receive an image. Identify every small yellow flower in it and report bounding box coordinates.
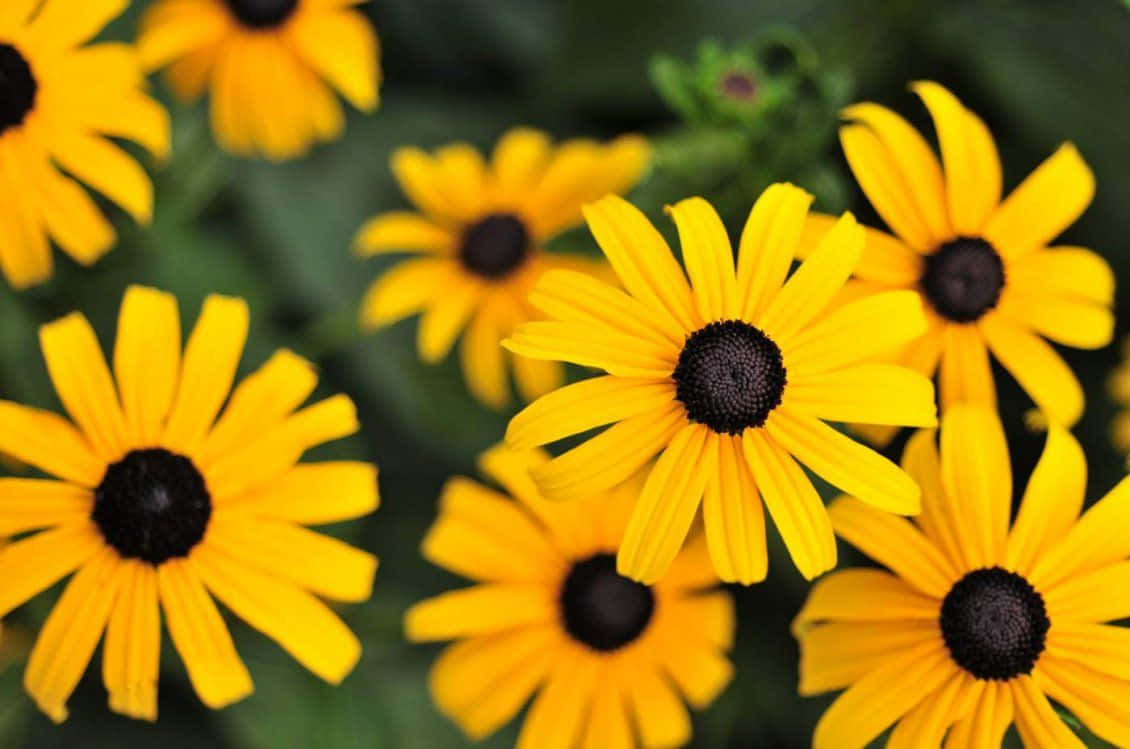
[356,127,651,408]
[0,0,170,288]
[506,184,937,585]
[801,81,1114,444]
[138,0,380,160]
[406,445,734,749]
[796,406,1130,748]
[0,286,379,722]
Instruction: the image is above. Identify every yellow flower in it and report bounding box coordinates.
[356,127,651,408]
[802,81,1114,445]
[0,286,379,722]
[505,184,937,585]
[138,0,380,160]
[796,406,1130,748]
[0,0,170,288]
[406,445,734,749]
[1109,337,1130,455]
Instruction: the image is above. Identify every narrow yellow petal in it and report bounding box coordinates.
[490,127,552,192]
[1011,675,1086,749]
[798,619,941,696]
[515,652,599,749]
[997,286,1113,350]
[784,363,937,427]
[798,212,923,285]
[353,212,454,256]
[666,196,738,322]
[103,562,160,721]
[460,303,510,409]
[938,322,997,412]
[404,584,556,641]
[702,435,767,585]
[793,569,939,636]
[625,662,692,748]
[417,278,483,363]
[0,402,103,486]
[0,479,91,536]
[113,286,181,447]
[226,462,378,524]
[735,182,813,320]
[287,8,379,110]
[1007,246,1114,306]
[1037,658,1130,747]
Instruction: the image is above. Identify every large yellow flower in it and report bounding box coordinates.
[356,127,651,408]
[138,0,379,161]
[796,406,1130,748]
[505,184,937,585]
[406,445,734,749]
[0,0,169,288]
[0,286,378,722]
[802,81,1113,444]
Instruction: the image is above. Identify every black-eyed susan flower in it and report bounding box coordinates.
[0,0,169,288]
[406,445,734,749]
[356,128,651,409]
[802,81,1113,444]
[796,406,1130,748]
[505,184,937,585]
[0,285,378,722]
[138,0,379,161]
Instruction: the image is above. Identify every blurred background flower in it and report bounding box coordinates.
[0,0,1125,746]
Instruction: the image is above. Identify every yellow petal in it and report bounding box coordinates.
[506,375,676,449]
[491,127,552,192]
[887,670,979,749]
[226,461,378,524]
[839,124,933,251]
[102,561,160,722]
[156,559,253,709]
[798,213,922,285]
[288,8,379,110]
[735,182,814,320]
[938,405,1011,570]
[1029,476,1130,591]
[1010,674,1086,749]
[742,429,836,580]
[666,197,738,322]
[617,424,712,584]
[1041,560,1130,624]
[47,131,153,225]
[531,404,684,501]
[405,584,556,641]
[784,363,937,427]
[40,312,130,462]
[0,136,51,288]
[353,212,454,256]
[842,100,950,240]
[944,680,1013,749]
[984,143,1094,258]
[581,195,696,334]
[0,479,91,536]
[515,651,598,749]
[0,523,104,617]
[389,147,465,223]
[113,286,181,447]
[798,619,941,696]
[205,513,376,602]
[192,546,362,684]
[163,295,250,455]
[27,0,127,50]
[702,435,767,585]
[938,322,997,412]
[22,151,114,268]
[511,354,563,403]
[25,548,122,723]
[1037,657,1130,748]
[828,496,956,597]
[1007,246,1115,306]
[460,303,509,409]
[504,320,675,379]
[625,661,692,748]
[980,312,1084,427]
[0,0,38,33]
[0,402,103,486]
[812,642,953,749]
[422,476,566,582]
[417,278,483,363]
[793,569,940,635]
[1006,424,1086,574]
[1047,623,1130,681]
[997,286,1113,350]
[901,428,964,571]
[581,676,633,749]
[766,409,921,515]
[137,0,229,71]
[783,290,928,376]
[911,81,1002,235]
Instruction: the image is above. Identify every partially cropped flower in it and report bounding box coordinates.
[138,0,380,160]
[1109,337,1130,455]
[796,406,1130,748]
[802,81,1113,444]
[0,286,378,722]
[356,127,651,408]
[0,0,169,288]
[406,445,733,749]
[506,185,936,585]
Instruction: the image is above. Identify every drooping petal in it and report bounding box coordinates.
[666,197,738,322]
[288,8,379,111]
[942,680,1013,749]
[702,435,767,585]
[102,561,160,721]
[617,424,713,584]
[983,143,1094,258]
[515,650,599,749]
[624,659,693,749]
[980,311,1084,427]
[460,303,510,408]
[742,429,836,580]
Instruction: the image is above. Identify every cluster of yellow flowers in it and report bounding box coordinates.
[0,1,1126,747]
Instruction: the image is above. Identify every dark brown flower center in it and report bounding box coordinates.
[224,0,299,29]
[459,213,530,279]
[673,320,786,434]
[940,567,1049,681]
[0,44,36,134]
[93,448,212,565]
[719,71,757,101]
[921,237,1005,323]
[560,554,654,651]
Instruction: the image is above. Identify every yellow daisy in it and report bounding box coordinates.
[405,445,734,749]
[138,0,380,161]
[0,0,170,288]
[795,406,1130,748]
[801,81,1114,444]
[355,127,651,408]
[505,184,937,585]
[0,285,379,722]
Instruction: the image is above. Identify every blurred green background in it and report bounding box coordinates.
[2,0,1128,746]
